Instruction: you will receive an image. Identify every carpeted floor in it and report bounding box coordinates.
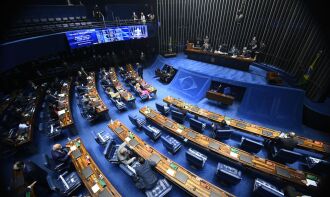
[2,54,330,197]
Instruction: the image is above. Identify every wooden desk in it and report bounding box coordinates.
[140,106,320,189]
[67,137,121,197]
[185,46,255,71]
[206,90,234,105]
[57,80,73,129]
[108,120,234,197]
[126,64,157,94]
[109,67,135,103]
[163,96,330,155]
[86,72,108,114]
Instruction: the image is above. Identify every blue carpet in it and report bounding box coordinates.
[2,55,330,197]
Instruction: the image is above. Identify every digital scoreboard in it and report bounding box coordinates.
[66,25,148,49]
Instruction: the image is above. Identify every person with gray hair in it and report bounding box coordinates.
[117,142,136,165]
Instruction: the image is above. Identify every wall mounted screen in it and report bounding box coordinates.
[66,25,148,49]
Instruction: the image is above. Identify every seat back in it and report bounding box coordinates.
[145,178,172,197]
[103,140,119,163]
[189,118,205,133]
[216,162,242,184]
[128,114,146,128]
[273,148,302,163]
[214,129,232,140]
[240,137,263,153]
[171,110,185,123]
[143,125,162,141]
[186,148,207,168]
[161,135,181,154]
[156,103,169,115]
[61,172,81,195]
[253,178,284,197]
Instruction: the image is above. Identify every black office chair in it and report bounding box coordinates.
[43,153,69,173]
[47,171,81,196]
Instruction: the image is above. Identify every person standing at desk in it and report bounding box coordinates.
[134,157,158,190]
[137,63,143,79]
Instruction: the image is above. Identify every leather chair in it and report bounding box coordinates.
[47,121,62,139]
[216,162,242,184]
[271,146,302,164]
[171,110,185,123]
[93,130,112,145]
[128,114,146,129]
[213,129,232,140]
[43,153,68,173]
[155,103,170,116]
[47,171,81,196]
[305,156,330,172]
[189,118,206,133]
[144,125,162,141]
[129,115,161,141]
[103,140,120,163]
[161,135,182,154]
[145,178,172,197]
[186,148,207,168]
[253,178,284,197]
[240,137,263,153]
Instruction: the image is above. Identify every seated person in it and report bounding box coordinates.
[51,143,73,164]
[117,142,136,165]
[134,157,158,190]
[100,76,111,87]
[85,101,97,116]
[135,83,151,99]
[272,132,298,150]
[229,45,239,56]
[106,87,121,100]
[75,82,88,94]
[241,47,251,58]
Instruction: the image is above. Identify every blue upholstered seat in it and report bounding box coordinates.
[47,171,82,196]
[128,114,146,129]
[93,130,112,145]
[103,140,120,163]
[171,110,185,123]
[271,146,302,164]
[145,178,172,197]
[143,125,162,141]
[240,137,263,153]
[253,178,284,197]
[213,129,232,140]
[216,162,242,184]
[189,118,206,133]
[156,103,170,116]
[161,135,182,154]
[186,148,208,168]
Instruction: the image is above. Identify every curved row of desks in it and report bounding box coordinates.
[139,106,320,189]
[108,67,135,103]
[86,72,108,115]
[57,80,74,129]
[108,120,235,197]
[66,137,121,197]
[163,96,330,155]
[126,64,157,94]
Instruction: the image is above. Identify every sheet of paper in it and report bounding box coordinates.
[176,128,182,133]
[70,146,77,151]
[58,109,66,116]
[230,151,239,158]
[306,179,317,187]
[166,168,175,177]
[91,183,100,193]
[125,137,131,143]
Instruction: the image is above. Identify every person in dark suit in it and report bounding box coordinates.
[137,63,143,79]
[134,157,158,190]
[51,143,73,164]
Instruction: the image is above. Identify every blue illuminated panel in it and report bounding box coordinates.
[66,25,148,49]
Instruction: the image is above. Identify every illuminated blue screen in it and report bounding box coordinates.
[66,25,148,49]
